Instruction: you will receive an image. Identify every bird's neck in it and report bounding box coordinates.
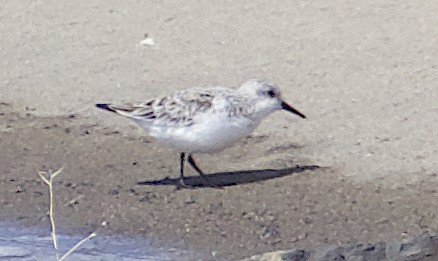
[248,102,276,122]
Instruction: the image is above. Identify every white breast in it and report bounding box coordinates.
[148,111,259,153]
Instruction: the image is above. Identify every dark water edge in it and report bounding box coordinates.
[0,222,194,261]
[239,232,438,261]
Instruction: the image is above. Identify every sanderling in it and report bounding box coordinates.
[96,79,306,187]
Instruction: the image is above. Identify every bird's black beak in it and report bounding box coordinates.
[281,101,306,119]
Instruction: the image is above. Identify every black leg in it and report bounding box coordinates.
[187,154,205,176]
[187,154,221,188]
[179,152,188,187]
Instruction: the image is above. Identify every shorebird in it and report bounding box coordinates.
[96,79,306,187]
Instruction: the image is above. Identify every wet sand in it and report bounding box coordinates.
[1,105,438,260]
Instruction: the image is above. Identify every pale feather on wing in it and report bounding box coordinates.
[108,89,217,127]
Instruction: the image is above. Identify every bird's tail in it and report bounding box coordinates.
[95,103,117,113]
[95,103,145,119]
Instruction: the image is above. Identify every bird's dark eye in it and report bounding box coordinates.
[267,90,276,97]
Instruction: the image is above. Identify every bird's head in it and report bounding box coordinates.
[238,79,306,120]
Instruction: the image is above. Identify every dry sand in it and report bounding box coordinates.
[1,1,438,260]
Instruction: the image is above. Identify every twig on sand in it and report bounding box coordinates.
[38,167,97,261]
[59,232,97,261]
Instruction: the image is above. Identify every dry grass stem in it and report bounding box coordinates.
[38,167,63,260]
[38,167,98,261]
[59,232,97,261]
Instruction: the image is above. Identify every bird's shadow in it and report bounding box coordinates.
[136,165,322,189]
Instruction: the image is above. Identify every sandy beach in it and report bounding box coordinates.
[1,1,438,260]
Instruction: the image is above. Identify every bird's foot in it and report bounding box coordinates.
[175,177,194,189]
